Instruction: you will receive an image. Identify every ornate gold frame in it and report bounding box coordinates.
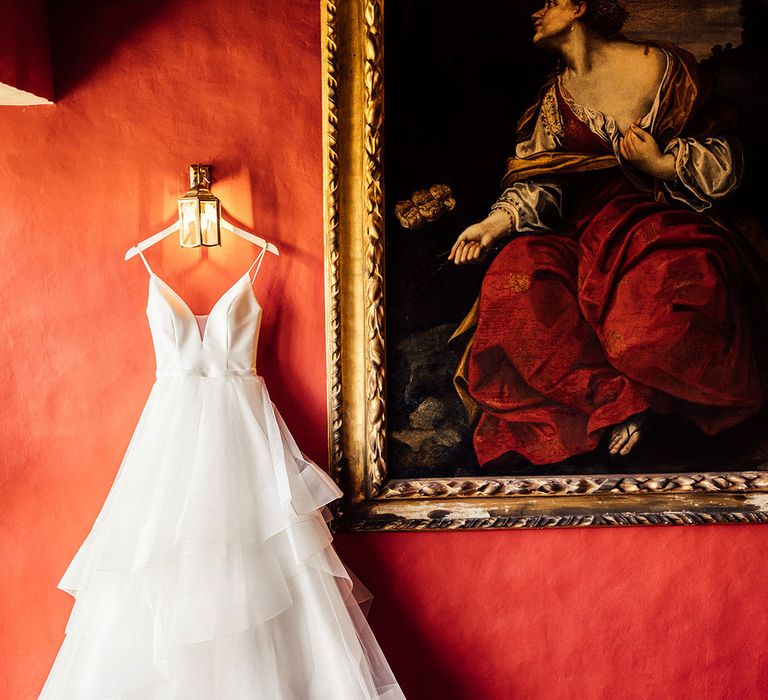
[321,0,768,530]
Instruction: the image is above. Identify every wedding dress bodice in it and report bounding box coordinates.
[137,247,265,378]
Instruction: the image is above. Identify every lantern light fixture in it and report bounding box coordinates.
[177,164,221,247]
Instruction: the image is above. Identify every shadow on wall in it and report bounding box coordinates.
[333,533,477,700]
[48,0,179,100]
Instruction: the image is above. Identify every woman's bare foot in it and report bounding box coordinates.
[608,412,650,456]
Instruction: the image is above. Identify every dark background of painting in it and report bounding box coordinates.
[384,0,768,478]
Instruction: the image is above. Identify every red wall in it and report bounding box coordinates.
[1,1,767,698]
[0,0,53,102]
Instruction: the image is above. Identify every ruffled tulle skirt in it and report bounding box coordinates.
[39,374,404,699]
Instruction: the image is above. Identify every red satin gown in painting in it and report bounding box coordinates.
[464,68,766,467]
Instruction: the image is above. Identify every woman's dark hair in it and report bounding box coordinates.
[579,0,629,39]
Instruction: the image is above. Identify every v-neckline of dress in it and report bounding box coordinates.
[150,271,255,345]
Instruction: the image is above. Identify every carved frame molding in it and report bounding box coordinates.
[320,0,768,531]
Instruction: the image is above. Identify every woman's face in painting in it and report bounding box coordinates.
[531,0,583,48]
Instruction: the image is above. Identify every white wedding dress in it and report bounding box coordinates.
[39,247,405,700]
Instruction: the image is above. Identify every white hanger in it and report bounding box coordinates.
[123,214,279,261]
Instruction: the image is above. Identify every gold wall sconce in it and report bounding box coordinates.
[178,164,221,247]
[124,164,280,265]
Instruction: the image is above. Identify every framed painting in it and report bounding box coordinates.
[321,0,768,530]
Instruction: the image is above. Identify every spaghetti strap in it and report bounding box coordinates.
[246,246,268,283]
[135,247,153,276]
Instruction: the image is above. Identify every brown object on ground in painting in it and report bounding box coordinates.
[395,184,456,229]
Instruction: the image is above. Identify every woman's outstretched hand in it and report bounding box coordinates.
[619,123,676,181]
[449,210,511,265]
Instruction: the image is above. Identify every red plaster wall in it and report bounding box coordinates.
[1,1,767,698]
[0,0,53,101]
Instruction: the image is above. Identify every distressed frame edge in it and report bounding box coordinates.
[322,0,343,489]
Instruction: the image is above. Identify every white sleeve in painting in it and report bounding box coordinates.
[490,101,564,233]
[662,135,744,211]
[491,179,564,233]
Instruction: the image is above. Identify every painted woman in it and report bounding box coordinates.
[449,0,768,466]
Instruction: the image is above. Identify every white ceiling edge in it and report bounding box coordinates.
[0,81,53,105]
